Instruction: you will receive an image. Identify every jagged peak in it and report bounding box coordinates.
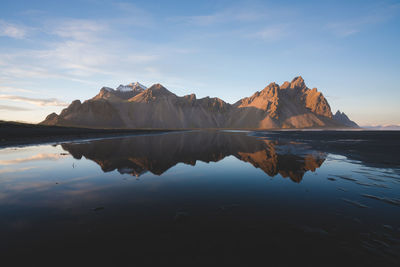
[150,83,164,89]
[333,110,359,128]
[280,81,290,89]
[290,76,306,89]
[146,83,173,94]
[185,93,196,99]
[117,82,147,92]
[129,84,177,102]
[45,112,58,120]
[265,82,280,88]
[129,82,146,88]
[183,93,197,102]
[202,96,226,102]
[260,82,280,93]
[291,76,304,83]
[101,87,114,92]
[334,110,349,118]
[260,82,280,98]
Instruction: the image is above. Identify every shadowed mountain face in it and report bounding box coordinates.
[333,110,359,128]
[61,131,326,183]
[42,77,356,129]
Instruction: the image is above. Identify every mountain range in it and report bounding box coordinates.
[41,76,358,129]
[361,125,400,130]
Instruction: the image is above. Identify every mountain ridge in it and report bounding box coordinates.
[42,76,358,129]
[333,110,359,128]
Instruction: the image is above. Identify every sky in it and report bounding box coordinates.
[0,0,399,126]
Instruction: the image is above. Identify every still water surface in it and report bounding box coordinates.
[0,130,399,265]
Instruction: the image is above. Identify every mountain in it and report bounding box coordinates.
[41,77,357,129]
[116,82,147,92]
[226,77,335,128]
[362,125,400,130]
[333,110,359,128]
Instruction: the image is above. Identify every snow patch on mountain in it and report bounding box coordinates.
[103,87,114,92]
[117,82,147,92]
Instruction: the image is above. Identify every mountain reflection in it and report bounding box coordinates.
[61,131,326,183]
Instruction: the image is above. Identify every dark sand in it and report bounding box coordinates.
[0,121,176,147]
[252,130,400,169]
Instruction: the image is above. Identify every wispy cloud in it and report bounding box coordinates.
[172,7,265,26]
[0,15,163,84]
[0,86,34,93]
[326,3,400,37]
[112,2,155,27]
[0,95,68,107]
[327,17,377,37]
[250,24,290,41]
[51,18,107,42]
[0,20,26,39]
[0,104,31,111]
[0,53,102,84]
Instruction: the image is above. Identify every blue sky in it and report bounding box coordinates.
[0,0,399,125]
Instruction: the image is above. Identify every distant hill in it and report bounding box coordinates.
[362,125,400,130]
[332,110,359,128]
[41,76,357,129]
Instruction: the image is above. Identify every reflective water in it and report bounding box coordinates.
[0,130,399,266]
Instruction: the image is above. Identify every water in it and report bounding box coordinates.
[0,130,399,266]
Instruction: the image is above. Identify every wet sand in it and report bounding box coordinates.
[0,121,176,148]
[252,130,400,170]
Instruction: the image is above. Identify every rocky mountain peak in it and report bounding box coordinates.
[94,85,142,101]
[130,82,147,88]
[333,110,359,128]
[184,93,197,102]
[290,76,306,89]
[261,82,280,98]
[129,83,176,103]
[280,81,290,89]
[304,89,332,118]
[101,87,114,92]
[117,82,147,92]
[146,84,174,95]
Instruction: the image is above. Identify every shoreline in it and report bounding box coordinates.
[0,121,179,148]
[1,121,398,149]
